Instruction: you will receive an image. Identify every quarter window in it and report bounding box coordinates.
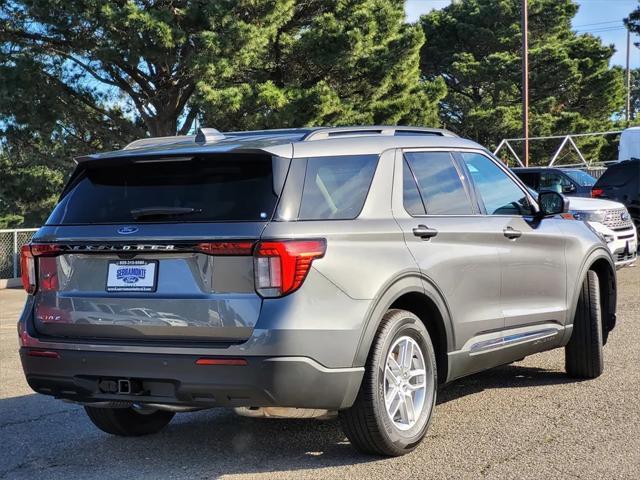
[298,155,378,220]
[404,152,473,215]
[461,152,533,216]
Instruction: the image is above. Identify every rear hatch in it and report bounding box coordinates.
[28,153,289,343]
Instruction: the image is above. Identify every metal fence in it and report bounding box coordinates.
[494,130,623,168]
[0,228,38,279]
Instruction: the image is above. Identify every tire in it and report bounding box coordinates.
[339,309,437,456]
[84,405,175,436]
[565,270,604,379]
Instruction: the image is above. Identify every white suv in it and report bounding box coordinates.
[568,197,637,268]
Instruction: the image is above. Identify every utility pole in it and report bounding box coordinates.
[521,0,529,166]
[626,28,631,125]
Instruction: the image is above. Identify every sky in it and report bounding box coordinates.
[405,0,640,68]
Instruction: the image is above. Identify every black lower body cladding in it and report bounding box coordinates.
[20,348,364,410]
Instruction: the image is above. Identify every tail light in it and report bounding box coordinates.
[20,244,62,294]
[591,188,604,198]
[195,241,254,255]
[254,239,326,297]
[20,245,36,293]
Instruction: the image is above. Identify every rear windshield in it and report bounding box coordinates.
[563,170,596,186]
[46,155,282,225]
[596,161,639,187]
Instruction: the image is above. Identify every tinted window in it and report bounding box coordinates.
[298,155,378,220]
[462,153,533,216]
[47,155,280,225]
[514,171,539,190]
[539,171,572,193]
[563,170,596,186]
[404,152,473,215]
[403,160,426,215]
[596,161,639,187]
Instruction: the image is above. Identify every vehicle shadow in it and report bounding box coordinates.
[0,394,377,480]
[437,363,578,405]
[1,364,579,479]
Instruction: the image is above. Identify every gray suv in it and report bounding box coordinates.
[18,126,617,456]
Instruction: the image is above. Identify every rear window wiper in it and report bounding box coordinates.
[130,207,202,220]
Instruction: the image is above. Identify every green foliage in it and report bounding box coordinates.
[0,0,632,227]
[630,68,640,123]
[194,0,446,129]
[0,52,144,227]
[1,0,444,227]
[626,1,640,45]
[420,0,625,165]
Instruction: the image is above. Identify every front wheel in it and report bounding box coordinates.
[339,309,437,456]
[565,270,604,379]
[84,405,175,436]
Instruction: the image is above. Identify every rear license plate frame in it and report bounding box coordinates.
[106,260,158,292]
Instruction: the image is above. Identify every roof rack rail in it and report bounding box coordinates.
[302,126,457,141]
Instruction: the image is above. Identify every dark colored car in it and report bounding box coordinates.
[512,167,596,198]
[592,159,640,237]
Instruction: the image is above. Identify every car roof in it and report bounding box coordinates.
[75,126,486,163]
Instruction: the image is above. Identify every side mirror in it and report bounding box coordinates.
[538,191,568,217]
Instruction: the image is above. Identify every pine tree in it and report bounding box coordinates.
[0,0,445,226]
[420,0,624,164]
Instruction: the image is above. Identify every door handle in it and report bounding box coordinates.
[413,224,438,240]
[503,226,522,239]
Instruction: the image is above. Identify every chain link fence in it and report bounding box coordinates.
[0,229,38,279]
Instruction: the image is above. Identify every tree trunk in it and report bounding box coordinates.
[146,115,178,137]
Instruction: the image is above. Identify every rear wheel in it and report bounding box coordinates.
[565,270,604,379]
[84,405,174,436]
[339,309,437,456]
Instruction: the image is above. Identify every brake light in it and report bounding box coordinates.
[591,188,604,198]
[195,241,254,255]
[20,245,36,293]
[254,239,326,297]
[27,350,60,359]
[195,357,247,366]
[20,244,62,294]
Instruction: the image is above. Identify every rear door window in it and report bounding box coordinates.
[46,154,283,225]
[563,170,596,186]
[403,151,473,215]
[297,155,378,220]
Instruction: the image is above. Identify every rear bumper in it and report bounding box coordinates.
[20,348,364,410]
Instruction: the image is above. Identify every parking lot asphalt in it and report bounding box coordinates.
[1,267,639,480]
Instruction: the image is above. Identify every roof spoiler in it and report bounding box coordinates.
[121,128,225,151]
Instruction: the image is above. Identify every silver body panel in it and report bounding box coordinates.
[20,127,617,407]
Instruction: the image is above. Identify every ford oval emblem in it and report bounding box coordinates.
[117,226,139,235]
[621,212,630,222]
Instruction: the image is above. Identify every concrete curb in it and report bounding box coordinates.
[0,278,22,289]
